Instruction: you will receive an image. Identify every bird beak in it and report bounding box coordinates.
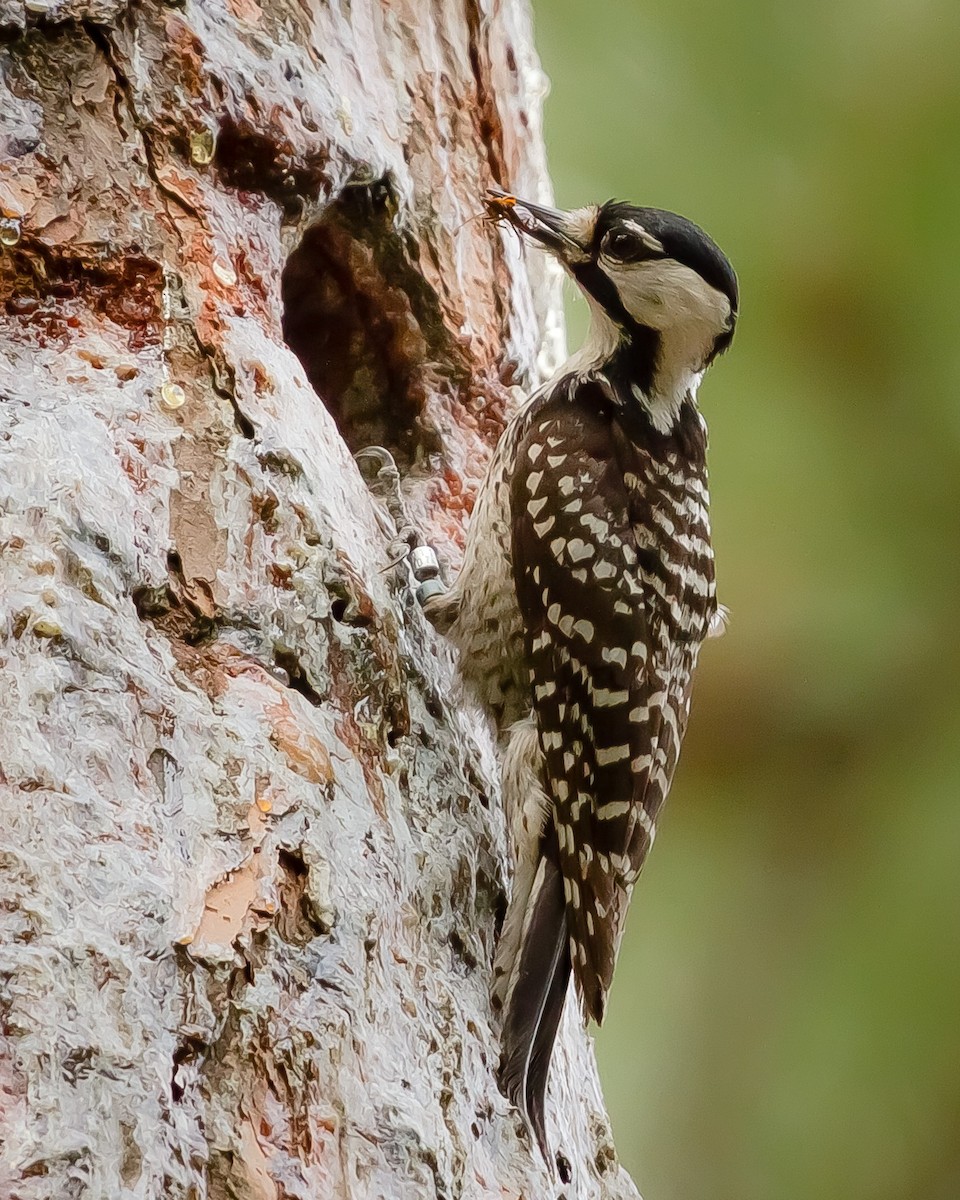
[486,187,591,263]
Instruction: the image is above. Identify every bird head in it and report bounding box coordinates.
[487,188,738,426]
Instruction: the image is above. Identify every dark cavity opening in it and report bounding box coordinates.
[281,178,458,472]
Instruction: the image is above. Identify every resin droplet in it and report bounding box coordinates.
[160,381,186,410]
[189,129,215,166]
[33,615,63,638]
[0,217,22,246]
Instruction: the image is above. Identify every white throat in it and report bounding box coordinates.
[562,293,620,377]
[561,299,711,434]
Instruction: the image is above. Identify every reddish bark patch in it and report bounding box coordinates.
[0,244,163,350]
[465,0,508,186]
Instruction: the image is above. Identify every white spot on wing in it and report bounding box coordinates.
[596,745,630,766]
[567,538,594,562]
[597,798,631,819]
[580,513,609,538]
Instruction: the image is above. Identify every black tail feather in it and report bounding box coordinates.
[525,915,570,1158]
[498,844,570,1160]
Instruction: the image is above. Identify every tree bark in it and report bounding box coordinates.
[0,2,640,1196]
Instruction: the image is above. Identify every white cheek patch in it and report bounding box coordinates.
[609,258,732,335]
[603,258,733,430]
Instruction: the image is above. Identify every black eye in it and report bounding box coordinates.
[601,228,644,261]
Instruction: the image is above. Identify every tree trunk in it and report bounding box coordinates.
[0,3,640,1196]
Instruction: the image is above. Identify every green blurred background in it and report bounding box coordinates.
[531,2,960,1196]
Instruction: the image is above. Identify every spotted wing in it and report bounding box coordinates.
[509,385,661,1024]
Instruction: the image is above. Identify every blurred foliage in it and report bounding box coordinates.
[531,1,960,1196]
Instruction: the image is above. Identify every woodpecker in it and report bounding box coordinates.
[424,188,738,1157]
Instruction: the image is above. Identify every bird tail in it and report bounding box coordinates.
[498,841,570,1160]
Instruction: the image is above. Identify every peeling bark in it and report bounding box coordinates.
[0,3,640,1197]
